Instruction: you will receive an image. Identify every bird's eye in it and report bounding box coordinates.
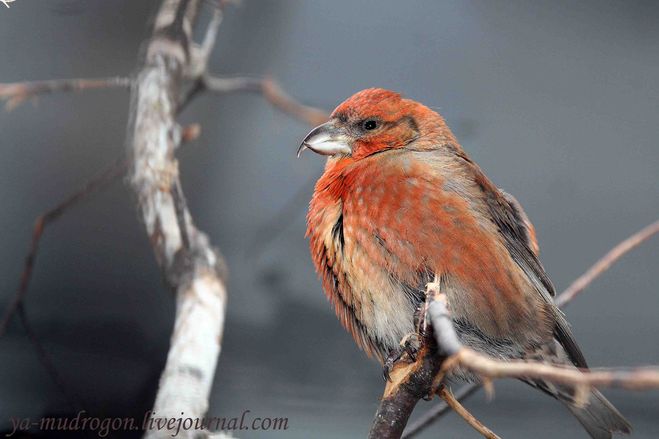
[362,119,378,131]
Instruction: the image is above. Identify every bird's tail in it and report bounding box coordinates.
[523,339,631,438]
[562,388,631,439]
[529,376,632,439]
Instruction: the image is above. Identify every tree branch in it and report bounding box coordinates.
[438,387,501,439]
[0,158,127,338]
[402,383,480,438]
[425,287,659,392]
[445,348,659,393]
[555,219,659,307]
[368,344,444,439]
[0,77,131,110]
[18,304,85,412]
[202,75,329,126]
[187,4,224,78]
[126,1,230,437]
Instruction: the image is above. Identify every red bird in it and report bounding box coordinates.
[299,88,630,439]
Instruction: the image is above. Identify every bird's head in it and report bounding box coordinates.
[298,88,454,161]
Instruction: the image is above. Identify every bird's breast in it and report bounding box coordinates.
[306,167,423,360]
[307,153,552,359]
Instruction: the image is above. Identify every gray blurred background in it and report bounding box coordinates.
[1,1,658,438]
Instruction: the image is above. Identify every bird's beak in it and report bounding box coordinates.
[297,121,351,158]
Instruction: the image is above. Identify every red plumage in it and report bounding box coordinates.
[300,89,630,439]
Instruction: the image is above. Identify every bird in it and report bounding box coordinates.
[298,88,631,439]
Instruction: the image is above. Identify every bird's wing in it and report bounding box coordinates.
[500,191,540,257]
[477,180,556,298]
[471,168,589,368]
[437,145,587,367]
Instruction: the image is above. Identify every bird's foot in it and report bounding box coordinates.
[399,332,420,361]
[382,333,421,382]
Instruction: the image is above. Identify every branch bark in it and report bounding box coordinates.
[202,75,329,126]
[0,158,126,338]
[425,286,659,392]
[438,387,501,439]
[556,219,659,307]
[0,77,131,110]
[126,1,228,437]
[368,345,443,439]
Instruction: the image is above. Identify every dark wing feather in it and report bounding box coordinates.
[472,172,589,368]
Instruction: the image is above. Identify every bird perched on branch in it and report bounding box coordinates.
[298,88,630,439]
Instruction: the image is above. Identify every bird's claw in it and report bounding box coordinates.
[382,354,398,382]
[382,333,421,382]
[400,332,420,361]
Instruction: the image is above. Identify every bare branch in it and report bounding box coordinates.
[127,1,230,437]
[0,158,124,427]
[368,346,444,439]
[425,279,461,357]
[245,173,317,258]
[555,219,659,307]
[402,384,480,438]
[262,78,329,126]
[18,304,84,411]
[0,158,126,338]
[202,75,329,126]
[425,292,659,419]
[446,348,659,391]
[200,7,223,57]
[0,77,131,110]
[438,387,501,439]
[188,4,224,77]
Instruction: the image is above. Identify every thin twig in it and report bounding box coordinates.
[0,158,127,338]
[425,280,461,357]
[402,384,480,438]
[555,219,659,307]
[0,77,132,110]
[18,304,84,411]
[245,173,317,257]
[439,387,501,439]
[187,3,225,78]
[204,75,328,259]
[445,348,659,392]
[416,290,659,436]
[202,75,329,126]
[198,6,223,65]
[262,78,329,126]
